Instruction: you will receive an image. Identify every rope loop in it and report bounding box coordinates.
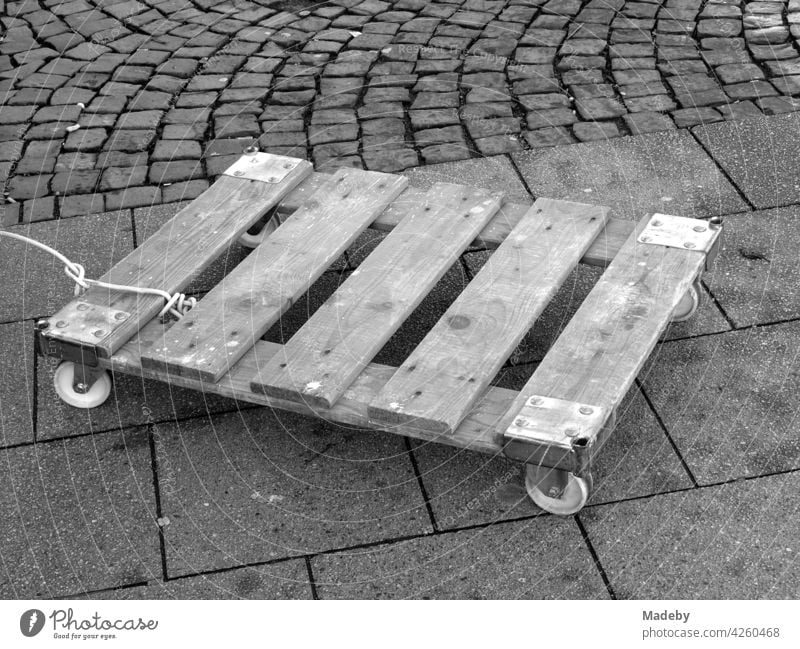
[0,230,196,320]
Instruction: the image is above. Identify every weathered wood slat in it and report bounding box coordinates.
[43,159,313,358]
[367,198,610,435]
[493,216,708,445]
[275,171,635,268]
[108,319,508,455]
[139,167,408,382]
[251,183,504,409]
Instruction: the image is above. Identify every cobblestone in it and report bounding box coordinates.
[0,0,798,216]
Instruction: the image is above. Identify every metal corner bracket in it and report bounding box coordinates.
[223,152,302,184]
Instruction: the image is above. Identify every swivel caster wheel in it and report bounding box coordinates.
[525,465,591,515]
[238,214,279,249]
[53,362,112,409]
[670,278,703,323]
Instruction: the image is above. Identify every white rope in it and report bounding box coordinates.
[0,230,196,319]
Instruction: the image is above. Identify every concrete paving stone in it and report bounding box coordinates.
[716,100,764,121]
[155,407,431,576]
[640,323,800,484]
[105,186,162,210]
[758,95,800,115]
[0,321,35,447]
[0,428,160,598]
[513,129,747,220]
[0,202,21,227]
[525,108,578,129]
[580,472,800,598]
[7,174,51,201]
[22,195,56,222]
[313,515,608,599]
[99,165,147,191]
[573,120,622,141]
[161,180,209,204]
[703,207,800,326]
[87,561,312,599]
[148,160,204,185]
[692,112,800,208]
[672,106,724,127]
[524,126,577,147]
[51,169,100,194]
[59,192,106,217]
[402,155,531,204]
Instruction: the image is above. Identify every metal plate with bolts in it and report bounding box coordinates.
[40,302,131,348]
[504,395,610,450]
[637,213,721,255]
[223,152,302,184]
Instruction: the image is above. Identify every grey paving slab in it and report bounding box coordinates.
[692,113,800,209]
[639,324,800,485]
[0,210,134,322]
[84,562,312,599]
[36,356,250,441]
[0,320,35,447]
[0,427,160,598]
[413,382,692,529]
[704,207,800,327]
[402,155,533,204]
[580,471,800,598]
[511,130,749,221]
[155,408,432,576]
[312,516,609,599]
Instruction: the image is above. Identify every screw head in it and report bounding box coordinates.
[684,242,696,249]
[651,220,662,227]
[114,312,127,321]
[640,235,651,243]
[56,320,68,328]
[565,428,578,437]
[579,406,594,415]
[693,225,706,232]
[515,418,529,428]
[92,329,105,338]
[267,176,277,182]
[76,303,89,311]
[234,170,244,176]
[528,396,543,406]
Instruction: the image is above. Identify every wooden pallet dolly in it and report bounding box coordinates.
[35,151,722,515]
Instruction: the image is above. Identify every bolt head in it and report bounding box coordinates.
[684,242,696,249]
[92,329,105,338]
[234,170,244,176]
[565,428,578,437]
[114,312,127,321]
[528,396,543,406]
[56,320,68,328]
[76,303,89,311]
[36,320,49,330]
[579,406,594,415]
[640,235,651,243]
[693,225,706,232]
[515,418,529,428]
[651,220,662,227]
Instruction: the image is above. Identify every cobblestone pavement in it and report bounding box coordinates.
[4,0,800,223]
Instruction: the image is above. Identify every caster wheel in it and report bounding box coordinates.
[670,279,703,323]
[525,466,591,515]
[238,216,278,249]
[53,362,112,409]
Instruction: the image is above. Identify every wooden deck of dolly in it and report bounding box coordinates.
[38,153,718,472]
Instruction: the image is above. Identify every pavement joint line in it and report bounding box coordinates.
[688,128,757,211]
[31,327,40,443]
[56,581,149,600]
[634,377,700,489]
[574,515,617,600]
[147,423,170,582]
[700,276,738,330]
[506,153,537,201]
[404,436,441,534]
[304,556,319,601]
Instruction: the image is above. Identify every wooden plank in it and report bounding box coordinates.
[139,167,408,382]
[251,183,504,409]
[108,319,509,455]
[42,156,313,358]
[368,198,610,435]
[493,215,709,447]
[275,171,635,268]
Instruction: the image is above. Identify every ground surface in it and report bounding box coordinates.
[4,0,800,222]
[1,0,799,601]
